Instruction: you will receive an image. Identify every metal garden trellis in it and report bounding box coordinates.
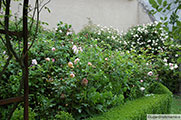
[0,0,29,119]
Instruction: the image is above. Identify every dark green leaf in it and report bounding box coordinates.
[166,4,171,10]
[163,0,167,7]
[157,0,162,5]
[158,8,163,12]
[149,0,158,8]
[45,6,51,13]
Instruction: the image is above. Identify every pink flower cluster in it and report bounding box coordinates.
[72,45,83,54]
[45,57,55,62]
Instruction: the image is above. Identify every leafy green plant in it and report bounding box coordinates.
[55,111,74,120]
[149,0,181,43]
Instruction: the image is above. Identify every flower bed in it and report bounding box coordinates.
[0,20,179,120]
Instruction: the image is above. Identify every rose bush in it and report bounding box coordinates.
[0,20,179,120]
[121,21,180,93]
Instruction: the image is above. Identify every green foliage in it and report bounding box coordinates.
[0,20,159,119]
[149,0,181,43]
[11,106,36,120]
[0,18,179,120]
[55,111,74,120]
[86,83,172,120]
[148,82,172,95]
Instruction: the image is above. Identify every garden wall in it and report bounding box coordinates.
[11,0,151,33]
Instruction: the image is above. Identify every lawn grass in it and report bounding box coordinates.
[171,95,181,114]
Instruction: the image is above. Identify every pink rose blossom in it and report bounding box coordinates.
[52,58,55,62]
[72,45,77,50]
[169,63,173,67]
[70,73,75,78]
[88,62,92,66]
[147,71,153,76]
[78,47,83,52]
[74,58,80,64]
[45,57,50,61]
[60,94,65,99]
[169,63,174,70]
[52,47,56,51]
[140,80,144,83]
[81,78,88,86]
[105,58,108,61]
[68,62,74,68]
[72,45,79,54]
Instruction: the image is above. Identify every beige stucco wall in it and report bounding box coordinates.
[11,0,151,33]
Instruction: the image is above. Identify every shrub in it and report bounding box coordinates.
[59,45,157,119]
[86,83,172,120]
[122,21,169,55]
[0,20,176,120]
[148,82,172,95]
[77,21,124,51]
[151,45,180,93]
[122,22,180,93]
[27,42,157,119]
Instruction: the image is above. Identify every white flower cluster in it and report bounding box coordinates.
[125,22,169,53]
[88,24,123,51]
[163,58,178,70]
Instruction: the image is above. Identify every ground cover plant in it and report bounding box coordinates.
[0,19,180,119]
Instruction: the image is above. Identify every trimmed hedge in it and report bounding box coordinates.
[148,82,172,95]
[86,83,172,120]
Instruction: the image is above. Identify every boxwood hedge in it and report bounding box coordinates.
[86,82,172,120]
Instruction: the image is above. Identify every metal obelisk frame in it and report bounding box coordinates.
[0,0,29,120]
[23,0,29,119]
